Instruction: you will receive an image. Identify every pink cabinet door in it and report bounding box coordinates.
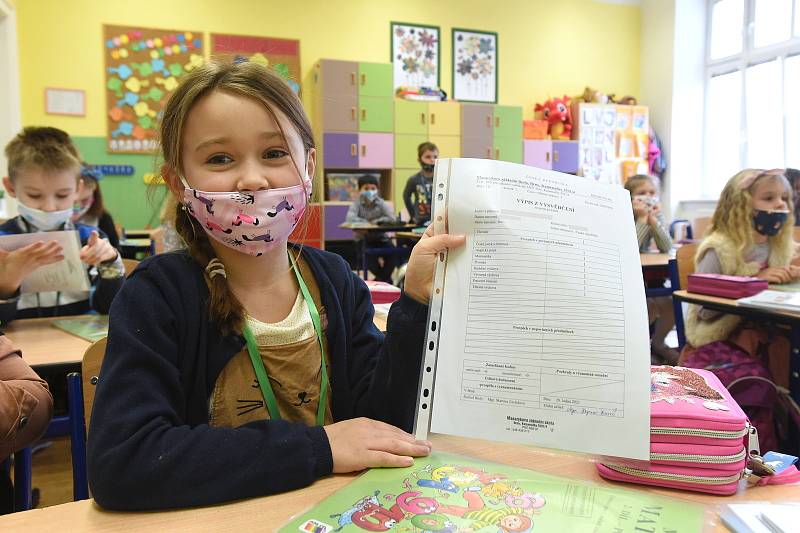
[358,133,393,168]
[524,140,552,169]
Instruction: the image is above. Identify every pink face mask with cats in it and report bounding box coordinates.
[180,176,311,256]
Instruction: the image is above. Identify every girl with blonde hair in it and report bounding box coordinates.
[682,169,798,385]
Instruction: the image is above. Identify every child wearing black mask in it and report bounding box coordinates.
[402,142,438,225]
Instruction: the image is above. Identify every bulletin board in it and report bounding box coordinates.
[104,25,205,154]
[211,33,301,95]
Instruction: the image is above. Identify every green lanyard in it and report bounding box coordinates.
[242,254,329,426]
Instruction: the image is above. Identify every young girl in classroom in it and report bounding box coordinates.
[0,127,125,325]
[87,60,464,511]
[681,169,798,386]
[72,164,121,249]
[624,174,675,362]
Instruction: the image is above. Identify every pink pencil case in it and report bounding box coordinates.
[686,273,767,299]
[597,366,752,495]
[365,280,401,304]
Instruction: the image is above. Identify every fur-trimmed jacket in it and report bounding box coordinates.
[685,232,794,347]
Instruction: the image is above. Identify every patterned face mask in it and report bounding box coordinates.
[181,176,311,257]
[753,209,789,237]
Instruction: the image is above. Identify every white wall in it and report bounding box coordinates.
[640,0,711,227]
[0,0,20,217]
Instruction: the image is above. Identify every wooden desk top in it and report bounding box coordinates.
[639,252,670,267]
[395,231,423,240]
[673,289,800,321]
[0,434,796,531]
[4,312,388,367]
[3,316,91,367]
[119,238,152,247]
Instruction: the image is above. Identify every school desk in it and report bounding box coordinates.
[672,289,800,405]
[639,252,670,267]
[0,433,796,531]
[4,313,388,369]
[339,222,419,280]
[118,237,155,259]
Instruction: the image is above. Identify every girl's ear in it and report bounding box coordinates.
[305,148,317,179]
[161,164,184,197]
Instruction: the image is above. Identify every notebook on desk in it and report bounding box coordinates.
[738,290,800,313]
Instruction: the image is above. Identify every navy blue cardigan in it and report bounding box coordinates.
[87,247,429,510]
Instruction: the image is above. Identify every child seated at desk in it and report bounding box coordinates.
[87,60,464,511]
[0,127,125,325]
[0,333,53,514]
[403,142,438,225]
[345,175,397,282]
[624,175,675,363]
[681,169,799,450]
[72,164,120,249]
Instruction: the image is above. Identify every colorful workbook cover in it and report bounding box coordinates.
[51,315,109,342]
[281,452,704,533]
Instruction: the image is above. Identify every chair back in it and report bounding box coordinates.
[693,216,712,239]
[81,337,107,429]
[122,258,140,278]
[675,243,699,290]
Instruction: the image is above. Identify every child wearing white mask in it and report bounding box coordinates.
[0,127,124,325]
[345,174,398,282]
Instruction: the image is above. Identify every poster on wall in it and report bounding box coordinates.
[452,28,498,103]
[103,25,204,154]
[390,22,440,90]
[211,34,301,95]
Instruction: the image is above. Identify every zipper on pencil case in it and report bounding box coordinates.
[651,426,748,439]
[604,464,742,484]
[650,448,746,464]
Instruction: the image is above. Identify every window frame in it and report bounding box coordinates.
[703,0,800,196]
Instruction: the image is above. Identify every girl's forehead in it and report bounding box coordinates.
[752,175,789,194]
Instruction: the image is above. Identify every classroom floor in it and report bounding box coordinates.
[11,437,73,509]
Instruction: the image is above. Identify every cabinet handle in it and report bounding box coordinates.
[486,115,491,127]
[495,116,500,128]
[361,109,366,121]
[431,113,436,125]
[351,107,356,121]
[421,113,426,125]
[495,148,500,159]
[350,143,357,156]
[546,151,550,163]
[350,72,356,85]
[554,150,560,162]
[360,73,366,86]
[486,147,492,158]
[361,145,367,157]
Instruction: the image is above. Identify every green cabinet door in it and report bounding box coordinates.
[395,133,427,168]
[493,136,523,163]
[359,96,393,132]
[358,62,393,98]
[395,100,428,135]
[493,105,523,139]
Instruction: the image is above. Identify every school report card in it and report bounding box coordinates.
[416,158,651,460]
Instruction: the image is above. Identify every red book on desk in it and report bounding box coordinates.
[687,273,767,299]
[365,280,401,304]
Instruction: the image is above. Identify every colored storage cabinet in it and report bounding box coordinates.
[358,133,393,168]
[319,60,359,132]
[428,102,461,136]
[394,133,427,169]
[552,141,579,173]
[461,104,493,159]
[323,133,359,168]
[359,96,393,132]
[358,62,392,98]
[524,140,552,169]
[523,140,579,173]
[493,105,522,163]
[395,100,428,135]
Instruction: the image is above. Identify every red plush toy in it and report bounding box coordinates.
[534,96,572,140]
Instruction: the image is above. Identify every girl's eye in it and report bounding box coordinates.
[57,194,70,199]
[207,154,233,165]
[264,149,288,159]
